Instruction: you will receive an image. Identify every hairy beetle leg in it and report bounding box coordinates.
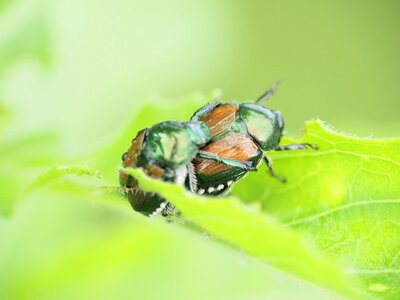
[263,156,286,183]
[266,143,318,183]
[274,143,319,151]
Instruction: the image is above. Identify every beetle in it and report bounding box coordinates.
[119,120,256,217]
[119,121,210,217]
[188,83,318,196]
[120,83,317,216]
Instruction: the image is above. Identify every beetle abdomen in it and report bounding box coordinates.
[125,188,167,217]
[119,129,148,188]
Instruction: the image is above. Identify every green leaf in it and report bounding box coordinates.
[0,190,351,300]
[234,119,400,299]
[122,167,366,299]
[26,165,101,193]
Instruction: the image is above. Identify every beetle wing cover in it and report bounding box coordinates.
[119,130,147,186]
[120,129,165,187]
[198,104,238,137]
[195,133,263,195]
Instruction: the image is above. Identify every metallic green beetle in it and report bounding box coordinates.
[189,85,318,196]
[120,84,318,216]
[119,121,211,216]
[120,120,256,217]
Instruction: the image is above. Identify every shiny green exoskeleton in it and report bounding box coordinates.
[120,83,317,216]
[189,84,318,196]
[120,121,211,217]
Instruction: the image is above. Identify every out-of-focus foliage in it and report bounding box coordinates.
[1,0,400,299]
[0,0,51,78]
[124,167,362,299]
[0,190,349,300]
[0,129,60,215]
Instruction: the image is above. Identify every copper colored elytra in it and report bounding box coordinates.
[120,82,318,217]
[195,133,259,177]
[198,104,237,137]
[120,130,166,186]
[119,130,146,184]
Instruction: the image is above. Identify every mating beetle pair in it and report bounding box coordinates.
[119,84,318,217]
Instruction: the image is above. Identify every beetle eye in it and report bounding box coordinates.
[122,152,128,161]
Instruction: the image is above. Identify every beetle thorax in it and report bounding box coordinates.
[239,103,282,150]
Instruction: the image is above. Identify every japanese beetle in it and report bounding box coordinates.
[119,121,211,217]
[189,83,318,196]
[120,83,317,216]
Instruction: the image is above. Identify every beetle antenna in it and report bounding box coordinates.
[256,79,284,105]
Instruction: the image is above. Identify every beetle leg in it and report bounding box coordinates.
[186,163,198,193]
[263,156,286,183]
[274,143,319,151]
[197,150,257,171]
[256,80,283,105]
[161,202,177,217]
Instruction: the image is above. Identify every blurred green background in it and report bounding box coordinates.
[1,0,399,299]
[2,0,400,154]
